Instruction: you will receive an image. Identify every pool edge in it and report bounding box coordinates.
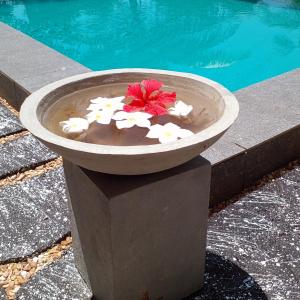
[0,22,299,206]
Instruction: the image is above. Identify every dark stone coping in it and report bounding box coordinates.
[0,22,299,205]
[206,68,300,204]
[0,22,89,110]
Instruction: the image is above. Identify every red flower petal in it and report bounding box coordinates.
[142,79,163,99]
[124,98,145,112]
[126,83,144,100]
[124,104,140,112]
[124,79,176,115]
[144,103,168,116]
[157,91,176,105]
[129,99,145,107]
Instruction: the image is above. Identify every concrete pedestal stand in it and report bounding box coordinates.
[63,156,211,300]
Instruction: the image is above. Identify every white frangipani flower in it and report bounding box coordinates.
[112,111,152,129]
[168,100,193,117]
[86,110,113,125]
[146,122,194,144]
[87,96,124,113]
[60,118,89,133]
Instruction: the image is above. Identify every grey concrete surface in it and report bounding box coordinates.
[201,137,244,165]
[231,68,300,149]
[64,156,211,300]
[16,249,92,300]
[0,167,70,262]
[203,69,300,204]
[0,22,89,109]
[0,289,5,300]
[0,103,23,137]
[0,134,57,178]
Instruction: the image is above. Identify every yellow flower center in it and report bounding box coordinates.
[105,103,112,108]
[164,131,173,137]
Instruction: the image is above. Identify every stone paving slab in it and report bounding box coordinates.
[15,249,267,300]
[13,164,299,300]
[0,103,22,137]
[0,289,5,300]
[0,167,70,262]
[16,249,92,300]
[0,134,57,178]
[200,164,300,300]
[186,252,268,300]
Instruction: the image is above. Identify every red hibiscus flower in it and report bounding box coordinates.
[124,79,176,116]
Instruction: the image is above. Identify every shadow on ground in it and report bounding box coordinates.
[185,251,268,300]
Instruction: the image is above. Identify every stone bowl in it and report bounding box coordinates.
[20,69,239,175]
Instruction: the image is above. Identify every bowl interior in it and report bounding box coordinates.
[39,72,226,146]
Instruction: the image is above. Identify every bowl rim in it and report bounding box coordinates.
[20,68,239,156]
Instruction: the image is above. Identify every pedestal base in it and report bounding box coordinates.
[64,157,211,300]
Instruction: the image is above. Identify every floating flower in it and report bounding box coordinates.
[86,110,113,125]
[60,118,89,134]
[169,100,193,117]
[112,111,152,129]
[146,122,194,144]
[124,79,176,116]
[87,96,124,113]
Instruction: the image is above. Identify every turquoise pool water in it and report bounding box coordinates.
[0,0,300,90]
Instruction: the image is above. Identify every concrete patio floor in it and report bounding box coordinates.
[0,96,299,300]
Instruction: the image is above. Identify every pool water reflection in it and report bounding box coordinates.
[0,0,300,90]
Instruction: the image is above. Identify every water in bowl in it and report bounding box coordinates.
[44,83,219,146]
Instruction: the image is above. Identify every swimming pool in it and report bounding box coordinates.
[0,0,300,91]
